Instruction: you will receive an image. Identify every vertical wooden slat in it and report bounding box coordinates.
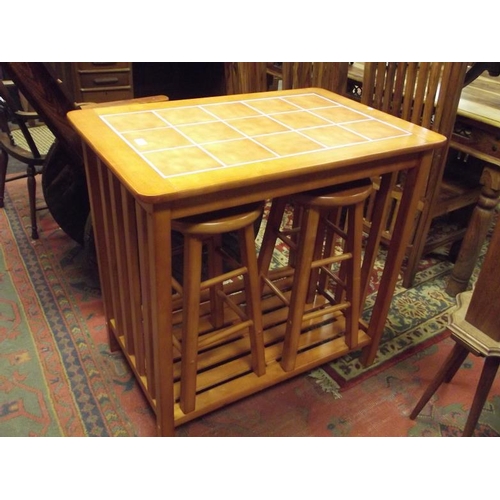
[410,62,430,124]
[108,171,134,352]
[136,203,156,399]
[421,62,443,128]
[392,62,407,116]
[382,62,397,114]
[121,185,145,374]
[81,145,116,349]
[97,159,122,338]
[401,62,418,121]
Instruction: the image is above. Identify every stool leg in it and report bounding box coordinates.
[258,197,287,280]
[463,356,500,437]
[345,202,364,349]
[306,212,328,303]
[281,205,321,372]
[316,208,341,298]
[410,342,469,420]
[239,225,266,376]
[208,234,225,328]
[179,234,204,414]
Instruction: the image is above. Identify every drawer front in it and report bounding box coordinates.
[80,88,134,103]
[76,62,131,71]
[452,116,500,163]
[79,71,131,89]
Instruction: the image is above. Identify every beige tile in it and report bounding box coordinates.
[344,120,409,140]
[228,116,289,136]
[312,106,368,124]
[301,125,367,147]
[156,106,216,125]
[103,112,169,131]
[178,121,245,144]
[255,131,325,156]
[144,146,221,176]
[122,127,191,151]
[271,110,330,129]
[203,139,276,165]
[203,102,262,120]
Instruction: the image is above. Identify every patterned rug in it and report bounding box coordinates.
[0,175,495,436]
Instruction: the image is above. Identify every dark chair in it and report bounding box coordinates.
[0,79,56,238]
[1,62,168,246]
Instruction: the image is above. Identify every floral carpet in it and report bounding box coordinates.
[0,174,498,437]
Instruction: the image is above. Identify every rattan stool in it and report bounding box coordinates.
[258,179,373,372]
[172,202,266,414]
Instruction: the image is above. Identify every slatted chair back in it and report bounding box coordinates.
[282,62,349,94]
[361,62,465,135]
[224,62,268,94]
[359,62,468,288]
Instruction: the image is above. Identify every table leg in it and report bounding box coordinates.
[446,166,500,297]
[145,206,175,437]
[361,151,433,366]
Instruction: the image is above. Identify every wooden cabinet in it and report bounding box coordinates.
[72,62,134,103]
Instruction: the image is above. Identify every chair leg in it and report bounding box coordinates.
[27,163,38,239]
[0,150,7,208]
[410,342,469,420]
[462,356,500,437]
[179,234,204,414]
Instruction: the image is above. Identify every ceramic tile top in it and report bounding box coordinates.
[100,92,411,179]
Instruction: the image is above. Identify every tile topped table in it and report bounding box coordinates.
[68,88,445,436]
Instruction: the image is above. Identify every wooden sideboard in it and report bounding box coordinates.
[71,62,134,103]
[446,70,500,295]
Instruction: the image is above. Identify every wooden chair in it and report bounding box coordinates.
[359,62,469,288]
[258,179,373,372]
[410,215,500,436]
[0,78,56,238]
[171,202,266,413]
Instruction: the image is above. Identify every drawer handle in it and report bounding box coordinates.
[93,77,120,85]
[91,62,116,66]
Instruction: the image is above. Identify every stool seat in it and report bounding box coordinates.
[172,203,264,235]
[293,180,376,208]
[172,201,266,414]
[259,179,373,372]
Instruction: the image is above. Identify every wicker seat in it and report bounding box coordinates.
[0,79,55,238]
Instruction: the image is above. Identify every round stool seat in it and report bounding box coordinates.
[292,179,373,208]
[172,202,263,236]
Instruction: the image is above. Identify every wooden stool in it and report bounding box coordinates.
[171,202,266,414]
[258,179,373,372]
[410,291,500,436]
